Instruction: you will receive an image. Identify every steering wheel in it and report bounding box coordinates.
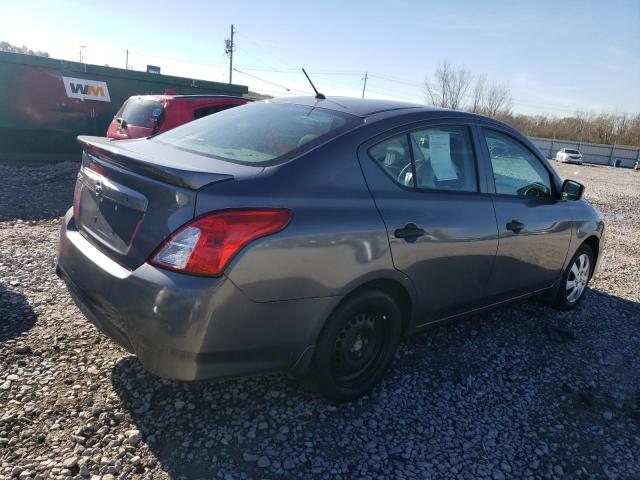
[396,162,414,186]
[518,182,548,197]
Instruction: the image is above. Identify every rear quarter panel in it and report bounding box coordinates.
[194,134,413,303]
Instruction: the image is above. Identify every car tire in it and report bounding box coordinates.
[312,289,402,403]
[544,244,594,310]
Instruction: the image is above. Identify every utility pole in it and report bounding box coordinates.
[78,45,85,63]
[125,49,129,70]
[225,24,235,84]
[362,72,368,98]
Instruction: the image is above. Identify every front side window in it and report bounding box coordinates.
[155,101,359,165]
[368,125,478,192]
[484,130,552,198]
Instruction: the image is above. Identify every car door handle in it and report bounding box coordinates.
[394,223,426,241]
[506,219,525,233]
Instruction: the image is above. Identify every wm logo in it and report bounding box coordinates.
[70,83,106,97]
[63,76,111,102]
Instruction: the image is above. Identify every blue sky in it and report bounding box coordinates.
[1,0,638,115]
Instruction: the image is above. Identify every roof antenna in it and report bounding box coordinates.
[302,68,325,99]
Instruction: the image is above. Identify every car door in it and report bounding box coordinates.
[479,127,572,300]
[358,121,499,323]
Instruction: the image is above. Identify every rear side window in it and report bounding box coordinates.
[483,129,552,198]
[565,149,580,155]
[193,106,228,120]
[155,102,359,165]
[369,134,412,186]
[118,98,163,128]
[368,125,478,193]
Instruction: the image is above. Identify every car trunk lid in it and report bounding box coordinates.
[74,136,250,270]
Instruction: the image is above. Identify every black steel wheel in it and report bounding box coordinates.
[313,289,401,402]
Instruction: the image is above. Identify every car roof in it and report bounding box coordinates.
[271,95,441,117]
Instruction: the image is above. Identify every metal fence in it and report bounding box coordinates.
[529,136,640,168]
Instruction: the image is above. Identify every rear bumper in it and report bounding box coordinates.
[57,209,336,381]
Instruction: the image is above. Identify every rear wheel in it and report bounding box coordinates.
[312,290,401,403]
[545,244,594,310]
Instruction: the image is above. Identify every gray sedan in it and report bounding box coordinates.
[57,97,604,402]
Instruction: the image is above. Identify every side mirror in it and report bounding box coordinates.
[561,179,584,201]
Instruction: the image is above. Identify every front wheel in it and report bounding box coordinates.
[545,244,594,310]
[312,289,402,403]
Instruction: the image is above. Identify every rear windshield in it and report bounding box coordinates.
[565,149,580,154]
[154,101,360,165]
[117,98,163,128]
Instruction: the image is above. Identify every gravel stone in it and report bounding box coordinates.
[0,161,639,479]
[125,429,141,445]
[242,453,259,462]
[257,456,271,468]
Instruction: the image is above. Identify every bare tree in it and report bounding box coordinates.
[484,82,513,117]
[424,60,473,110]
[424,61,447,107]
[0,41,49,57]
[500,112,640,147]
[591,114,616,144]
[470,74,487,113]
[424,61,513,116]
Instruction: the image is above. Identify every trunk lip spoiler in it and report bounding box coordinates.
[77,135,234,190]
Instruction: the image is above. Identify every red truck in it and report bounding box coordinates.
[106,94,249,139]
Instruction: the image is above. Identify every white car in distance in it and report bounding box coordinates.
[556,148,583,164]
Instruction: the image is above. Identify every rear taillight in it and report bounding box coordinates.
[87,161,105,176]
[149,209,292,276]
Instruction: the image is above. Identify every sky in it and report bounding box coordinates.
[1,0,639,116]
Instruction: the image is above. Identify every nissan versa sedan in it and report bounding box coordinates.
[57,97,604,402]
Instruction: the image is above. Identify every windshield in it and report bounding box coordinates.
[154,101,360,165]
[117,98,163,128]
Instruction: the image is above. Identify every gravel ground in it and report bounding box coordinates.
[1,160,639,479]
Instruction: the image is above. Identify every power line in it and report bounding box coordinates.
[232,68,308,94]
[122,48,609,115]
[129,50,227,67]
[369,72,423,87]
[234,32,298,71]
